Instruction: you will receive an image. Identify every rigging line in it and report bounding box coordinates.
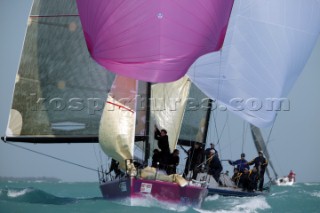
[241,121,245,153]
[226,118,233,160]
[216,111,229,146]
[241,121,247,153]
[217,112,229,158]
[6,142,100,173]
[211,50,224,147]
[92,143,102,166]
[266,114,277,146]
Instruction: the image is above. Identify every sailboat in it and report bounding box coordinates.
[2,0,320,205]
[0,0,237,207]
[274,170,296,186]
[188,124,273,197]
[97,75,208,206]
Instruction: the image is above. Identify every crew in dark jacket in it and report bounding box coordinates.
[248,166,259,191]
[183,142,204,180]
[166,149,180,175]
[248,151,268,191]
[154,127,170,153]
[151,149,161,168]
[154,126,170,169]
[207,149,223,184]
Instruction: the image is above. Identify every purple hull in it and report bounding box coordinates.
[100,176,207,207]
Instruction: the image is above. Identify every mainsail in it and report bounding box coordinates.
[188,0,320,128]
[76,0,234,82]
[3,0,115,143]
[179,84,211,146]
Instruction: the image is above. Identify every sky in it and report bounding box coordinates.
[0,0,320,183]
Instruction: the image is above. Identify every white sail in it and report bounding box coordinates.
[150,76,191,152]
[99,75,137,166]
[6,109,23,136]
[188,0,320,128]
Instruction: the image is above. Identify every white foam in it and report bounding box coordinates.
[205,194,219,201]
[196,196,271,213]
[117,195,189,212]
[7,188,32,198]
[194,207,240,213]
[304,183,320,186]
[270,190,288,196]
[310,191,320,198]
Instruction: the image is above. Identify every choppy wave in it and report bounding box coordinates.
[232,197,271,213]
[1,182,320,212]
[0,187,76,205]
[7,188,33,198]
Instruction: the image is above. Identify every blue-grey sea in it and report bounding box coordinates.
[0,180,319,213]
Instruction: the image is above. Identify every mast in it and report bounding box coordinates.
[143,82,151,164]
[250,124,278,180]
[202,99,213,146]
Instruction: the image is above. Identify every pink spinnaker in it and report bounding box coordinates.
[76,0,234,82]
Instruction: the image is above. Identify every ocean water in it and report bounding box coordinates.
[0,181,319,213]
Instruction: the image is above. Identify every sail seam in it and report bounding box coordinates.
[106,101,134,113]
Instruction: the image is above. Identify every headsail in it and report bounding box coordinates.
[99,76,137,166]
[150,76,191,153]
[149,76,211,157]
[3,0,115,143]
[76,0,234,83]
[188,0,320,127]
